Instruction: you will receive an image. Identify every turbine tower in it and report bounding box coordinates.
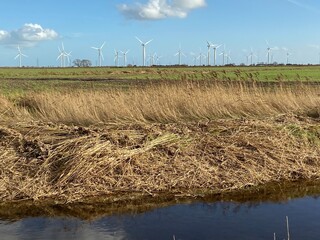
[136,37,152,67]
[175,45,186,65]
[219,45,227,66]
[248,48,257,65]
[15,45,28,68]
[91,42,106,67]
[207,41,213,66]
[56,43,70,67]
[211,43,221,66]
[198,50,206,66]
[114,50,121,67]
[266,40,277,65]
[121,50,129,67]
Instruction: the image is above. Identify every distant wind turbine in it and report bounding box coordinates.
[248,48,257,65]
[56,43,71,67]
[15,45,28,68]
[114,50,121,67]
[266,40,277,64]
[190,52,197,66]
[198,50,206,66]
[91,42,106,67]
[121,50,129,67]
[136,37,152,67]
[207,41,221,66]
[219,45,227,66]
[174,45,186,65]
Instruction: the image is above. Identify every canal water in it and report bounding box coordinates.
[1,183,320,239]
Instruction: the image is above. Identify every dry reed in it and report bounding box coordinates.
[0,81,320,202]
[3,81,319,125]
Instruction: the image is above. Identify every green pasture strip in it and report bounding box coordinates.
[0,66,319,81]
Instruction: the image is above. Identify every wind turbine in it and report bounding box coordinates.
[14,45,28,68]
[225,51,232,65]
[174,46,186,65]
[148,52,157,66]
[266,40,277,64]
[155,55,162,65]
[57,43,70,67]
[136,37,152,67]
[219,45,227,66]
[114,50,121,67]
[198,50,206,66]
[91,42,105,67]
[207,41,221,66]
[121,50,129,67]
[248,48,257,65]
[190,52,197,66]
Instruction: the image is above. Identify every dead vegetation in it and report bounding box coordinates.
[0,115,320,203]
[0,81,320,203]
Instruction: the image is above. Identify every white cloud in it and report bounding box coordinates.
[118,0,207,20]
[0,23,58,46]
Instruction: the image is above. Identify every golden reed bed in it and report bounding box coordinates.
[0,81,319,202]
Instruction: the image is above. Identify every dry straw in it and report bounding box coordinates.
[0,81,320,202]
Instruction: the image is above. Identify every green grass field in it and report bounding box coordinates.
[0,65,320,96]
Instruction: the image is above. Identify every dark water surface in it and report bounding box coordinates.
[1,183,320,240]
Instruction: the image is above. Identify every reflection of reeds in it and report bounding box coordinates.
[1,81,319,125]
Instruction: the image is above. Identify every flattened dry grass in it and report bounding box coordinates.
[0,81,320,202]
[0,116,320,202]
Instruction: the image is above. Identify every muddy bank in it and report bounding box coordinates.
[0,114,320,203]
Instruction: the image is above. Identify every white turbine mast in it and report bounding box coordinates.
[14,45,28,68]
[219,45,227,66]
[136,37,153,67]
[114,49,121,67]
[91,42,106,67]
[174,45,186,65]
[207,41,221,66]
[266,40,277,65]
[155,55,162,65]
[120,50,130,67]
[213,44,221,66]
[148,52,157,66]
[56,43,70,67]
[248,48,257,65]
[198,49,206,66]
[190,52,197,66]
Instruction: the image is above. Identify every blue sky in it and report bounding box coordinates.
[1,0,320,67]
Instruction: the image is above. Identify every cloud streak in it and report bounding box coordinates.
[0,23,58,47]
[287,0,320,13]
[118,0,207,20]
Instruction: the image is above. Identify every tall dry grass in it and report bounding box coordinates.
[1,82,320,202]
[4,81,320,125]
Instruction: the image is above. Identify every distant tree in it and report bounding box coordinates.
[81,59,92,67]
[73,59,82,67]
[73,59,92,67]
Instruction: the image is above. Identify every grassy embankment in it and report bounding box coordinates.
[0,66,320,203]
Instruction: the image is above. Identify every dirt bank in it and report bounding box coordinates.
[0,114,320,203]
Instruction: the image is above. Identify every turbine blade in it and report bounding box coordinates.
[100,42,106,49]
[135,36,143,44]
[145,39,153,45]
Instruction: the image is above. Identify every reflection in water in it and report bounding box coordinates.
[1,182,320,239]
[1,197,320,239]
